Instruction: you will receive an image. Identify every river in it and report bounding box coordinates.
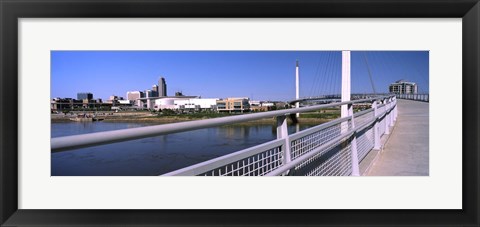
[51,121,317,176]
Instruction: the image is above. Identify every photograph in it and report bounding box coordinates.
[2,0,478,225]
[50,50,429,176]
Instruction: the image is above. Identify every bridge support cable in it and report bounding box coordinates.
[326,52,337,96]
[308,54,324,97]
[322,51,333,96]
[323,51,335,97]
[316,51,333,97]
[334,54,342,95]
[372,52,395,95]
[363,52,377,95]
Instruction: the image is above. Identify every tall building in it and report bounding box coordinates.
[77,92,93,100]
[158,77,167,97]
[152,85,159,97]
[389,80,418,94]
[144,90,154,98]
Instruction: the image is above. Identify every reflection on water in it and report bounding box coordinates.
[51,121,316,176]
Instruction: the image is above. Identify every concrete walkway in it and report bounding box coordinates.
[365,99,429,176]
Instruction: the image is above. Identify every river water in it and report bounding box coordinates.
[51,121,317,176]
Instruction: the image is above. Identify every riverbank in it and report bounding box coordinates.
[51,113,333,125]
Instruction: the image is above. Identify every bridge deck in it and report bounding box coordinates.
[364,99,429,176]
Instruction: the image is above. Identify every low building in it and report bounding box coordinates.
[51,97,114,111]
[175,98,218,112]
[389,80,418,94]
[118,100,133,105]
[82,98,97,108]
[249,100,261,106]
[126,91,145,107]
[261,102,275,107]
[152,96,199,111]
[250,105,271,112]
[154,97,183,110]
[216,97,250,113]
[106,95,119,104]
[153,97,217,112]
[51,98,75,111]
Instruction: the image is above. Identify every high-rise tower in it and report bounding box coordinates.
[158,77,167,97]
[152,85,159,97]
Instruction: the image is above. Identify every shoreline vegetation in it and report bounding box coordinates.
[51,110,340,125]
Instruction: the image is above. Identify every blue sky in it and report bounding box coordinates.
[51,51,428,101]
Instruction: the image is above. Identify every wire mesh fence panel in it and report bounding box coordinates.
[356,125,374,161]
[273,138,353,176]
[302,142,352,176]
[290,119,352,161]
[355,110,374,127]
[200,145,284,176]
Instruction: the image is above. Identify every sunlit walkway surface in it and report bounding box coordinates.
[365,99,429,176]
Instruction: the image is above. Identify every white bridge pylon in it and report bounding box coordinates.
[341,50,360,176]
[341,50,351,118]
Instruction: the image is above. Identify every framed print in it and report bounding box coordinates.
[1,0,479,226]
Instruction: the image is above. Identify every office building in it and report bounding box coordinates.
[152,85,159,97]
[144,90,154,98]
[389,80,418,94]
[217,97,250,113]
[77,92,93,100]
[126,91,144,107]
[127,91,144,100]
[158,77,167,97]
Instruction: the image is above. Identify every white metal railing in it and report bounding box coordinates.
[396,93,429,102]
[162,96,397,176]
[51,95,397,176]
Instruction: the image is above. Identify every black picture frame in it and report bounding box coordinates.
[1,0,479,226]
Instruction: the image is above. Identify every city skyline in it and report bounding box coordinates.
[51,51,429,101]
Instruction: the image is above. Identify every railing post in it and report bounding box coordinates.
[372,100,381,150]
[384,98,390,135]
[348,104,360,176]
[392,96,397,122]
[276,115,292,165]
[389,97,394,127]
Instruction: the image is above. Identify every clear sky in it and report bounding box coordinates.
[51,51,428,101]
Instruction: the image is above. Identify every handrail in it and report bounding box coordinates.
[266,128,356,176]
[395,93,429,102]
[51,95,394,152]
[162,101,397,176]
[266,106,395,176]
[162,139,285,176]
